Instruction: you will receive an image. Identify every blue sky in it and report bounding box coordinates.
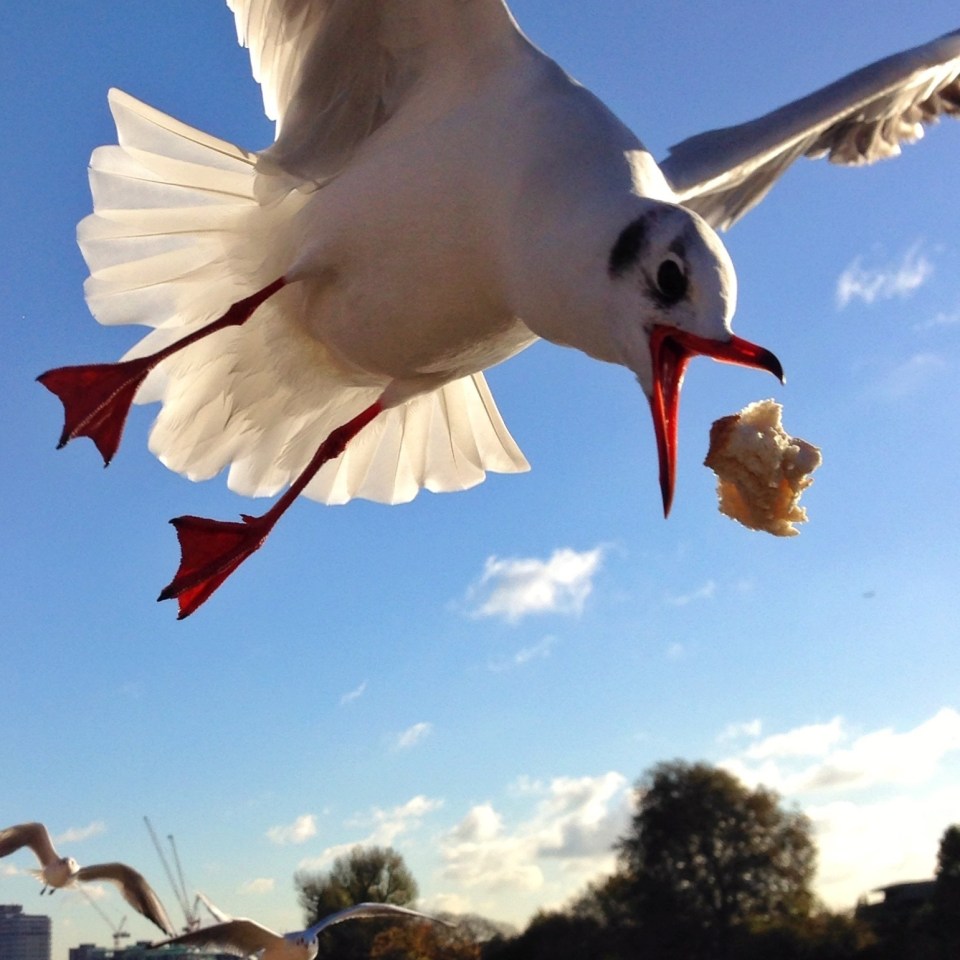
[3,3,960,957]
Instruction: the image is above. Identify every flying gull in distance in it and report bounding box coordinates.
[150,902,449,960]
[0,821,175,936]
[37,2,960,617]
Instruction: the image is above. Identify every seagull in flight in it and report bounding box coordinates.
[0,821,175,936]
[150,902,447,960]
[37,2,960,617]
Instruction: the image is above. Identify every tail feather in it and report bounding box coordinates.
[301,375,530,506]
[79,88,300,332]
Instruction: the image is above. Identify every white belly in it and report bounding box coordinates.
[284,103,538,388]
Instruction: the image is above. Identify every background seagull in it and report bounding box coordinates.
[37,2,959,617]
[0,821,175,936]
[150,902,448,960]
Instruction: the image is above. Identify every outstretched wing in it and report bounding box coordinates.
[225,0,526,181]
[307,901,450,938]
[152,918,279,956]
[0,822,59,866]
[75,862,175,936]
[661,28,960,230]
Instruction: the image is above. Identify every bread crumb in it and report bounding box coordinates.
[704,399,821,536]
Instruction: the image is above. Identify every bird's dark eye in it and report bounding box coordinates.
[656,258,688,304]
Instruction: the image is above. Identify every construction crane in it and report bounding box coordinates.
[78,886,130,951]
[144,816,199,932]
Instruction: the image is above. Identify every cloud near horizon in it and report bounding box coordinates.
[836,241,933,309]
[721,707,960,796]
[297,795,443,872]
[464,547,604,623]
[266,813,318,846]
[439,772,632,904]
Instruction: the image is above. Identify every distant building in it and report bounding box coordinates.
[860,879,936,911]
[0,904,52,960]
[856,879,936,927]
[68,940,234,960]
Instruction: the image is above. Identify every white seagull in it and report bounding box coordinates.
[0,821,175,936]
[150,902,446,960]
[38,3,959,618]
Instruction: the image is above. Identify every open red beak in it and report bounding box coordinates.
[649,324,784,516]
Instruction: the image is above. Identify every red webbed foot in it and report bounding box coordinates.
[37,358,153,465]
[38,276,289,466]
[159,513,274,620]
[158,399,386,618]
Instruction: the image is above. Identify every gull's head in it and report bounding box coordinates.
[285,931,319,960]
[606,202,783,514]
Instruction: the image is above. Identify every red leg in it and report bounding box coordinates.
[159,400,385,619]
[38,277,287,464]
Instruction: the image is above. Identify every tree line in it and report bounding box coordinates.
[293,761,960,960]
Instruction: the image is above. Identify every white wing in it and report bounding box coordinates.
[225,0,525,182]
[196,889,233,923]
[153,918,280,956]
[661,28,960,229]
[306,901,449,937]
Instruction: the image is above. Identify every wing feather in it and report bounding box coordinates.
[153,918,279,955]
[0,823,58,866]
[224,0,525,182]
[662,29,960,229]
[74,862,174,936]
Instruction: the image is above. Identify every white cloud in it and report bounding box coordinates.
[666,579,716,606]
[297,796,443,872]
[369,795,444,845]
[743,717,845,761]
[722,708,960,796]
[239,877,275,894]
[718,719,763,742]
[266,814,318,846]
[339,680,367,705]
[809,784,960,907]
[439,772,632,901]
[395,721,433,750]
[488,636,557,672]
[449,804,503,845]
[418,891,474,917]
[836,242,934,308]
[465,547,604,623]
[56,822,106,845]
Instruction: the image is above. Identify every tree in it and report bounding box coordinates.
[616,761,816,959]
[371,919,481,960]
[295,845,419,959]
[479,910,612,960]
[931,823,960,956]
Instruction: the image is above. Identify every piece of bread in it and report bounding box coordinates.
[704,399,821,536]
